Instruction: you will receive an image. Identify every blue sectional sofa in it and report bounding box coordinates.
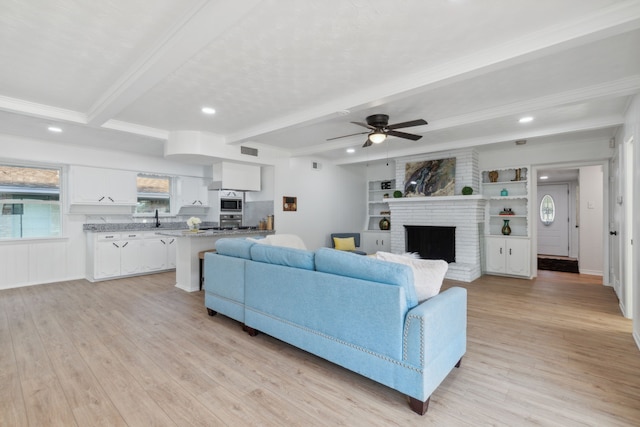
[204,238,467,415]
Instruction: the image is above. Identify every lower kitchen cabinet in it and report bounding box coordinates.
[361,231,391,254]
[484,236,530,277]
[87,231,176,282]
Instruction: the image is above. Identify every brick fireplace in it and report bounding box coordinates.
[387,195,485,282]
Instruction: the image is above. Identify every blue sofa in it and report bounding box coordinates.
[204,238,467,415]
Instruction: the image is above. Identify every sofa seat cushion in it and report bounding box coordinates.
[375,252,448,301]
[250,244,315,270]
[215,238,256,259]
[315,248,417,308]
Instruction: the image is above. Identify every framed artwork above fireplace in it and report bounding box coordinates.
[404,158,456,197]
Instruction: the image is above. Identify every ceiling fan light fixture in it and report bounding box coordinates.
[368,130,386,144]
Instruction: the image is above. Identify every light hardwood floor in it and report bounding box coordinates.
[1,270,639,426]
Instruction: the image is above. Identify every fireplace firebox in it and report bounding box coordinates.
[404,225,455,263]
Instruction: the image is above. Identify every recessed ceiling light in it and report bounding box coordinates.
[346,148,355,153]
[47,126,62,133]
[201,107,216,115]
[539,175,549,180]
[519,116,533,123]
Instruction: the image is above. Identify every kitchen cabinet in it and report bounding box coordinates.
[87,231,175,282]
[91,232,143,280]
[70,166,137,206]
[141,236,177,271]
[484,236,530,277]
[177,176,209,208]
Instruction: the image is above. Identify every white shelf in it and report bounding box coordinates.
[366,179,395,231]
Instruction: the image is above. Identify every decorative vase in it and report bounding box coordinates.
[379,217,390,230]
[189,224,199,232]
[500,188,508,196]
[488,170,499,182]
[501,219,511,235]
[462,186,473,195]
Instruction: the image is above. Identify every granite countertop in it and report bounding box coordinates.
[155,229,275,238]
[83,222,217,232]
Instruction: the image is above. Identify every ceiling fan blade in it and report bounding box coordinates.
[350,121,376,130]
[362,139,373,148]
[387,119,428,130]
[326,131,369,141]
[387,130,423,141]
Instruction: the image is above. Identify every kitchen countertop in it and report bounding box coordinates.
[155,229,275,238]
[83,222,218,232]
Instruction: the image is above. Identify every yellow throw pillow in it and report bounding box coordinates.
[333,236,356,251]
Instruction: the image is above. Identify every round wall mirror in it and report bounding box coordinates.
[540,194,555,225]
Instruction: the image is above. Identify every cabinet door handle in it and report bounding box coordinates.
[161,239,166,245]
[122,242,128,247]
[169,239,175,244]
[108,196,114,202]
[499,247,502,255]
[99,196,105,202]
[509,248,512,255]
[381,240,384,245]
[112,242,119,248]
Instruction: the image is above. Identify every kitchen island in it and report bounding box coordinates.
[155,229,274,292]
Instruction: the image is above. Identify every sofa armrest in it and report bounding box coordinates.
[403,287,467,368]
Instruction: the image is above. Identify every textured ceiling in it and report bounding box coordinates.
[0,0,638,165]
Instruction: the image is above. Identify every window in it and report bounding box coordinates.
[540,194,555,225]
[136,174,171,214]
[0,165,61,239]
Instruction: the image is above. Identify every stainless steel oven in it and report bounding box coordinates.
[220,198,242,212]
[220,214,242,229]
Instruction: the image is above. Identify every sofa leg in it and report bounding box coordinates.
[207,308,217,316]
[408,396,430,415]
[242,324,259,336]
[455,358,462,368]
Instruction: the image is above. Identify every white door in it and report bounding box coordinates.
[506,239,531,277]
[485,237,506,273]
[538,184,569,256]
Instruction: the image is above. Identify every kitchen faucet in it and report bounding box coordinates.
[155,209,160,227]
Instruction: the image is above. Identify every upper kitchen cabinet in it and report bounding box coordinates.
[176,176,209,208]
[209,162,261,191]
[69,166,137,209]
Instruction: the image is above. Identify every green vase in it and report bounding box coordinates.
[501,219,511,235]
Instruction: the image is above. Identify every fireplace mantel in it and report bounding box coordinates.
[388,195,486,282]
[386,195,486,204]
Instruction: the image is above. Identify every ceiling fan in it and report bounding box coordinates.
[327,114,428,147]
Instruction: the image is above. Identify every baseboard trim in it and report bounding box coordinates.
[633,331,640,351]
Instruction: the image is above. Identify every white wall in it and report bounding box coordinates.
[579,165,604,275]
[272,157,365,250]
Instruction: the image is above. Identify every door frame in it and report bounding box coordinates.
[531,161,609,284]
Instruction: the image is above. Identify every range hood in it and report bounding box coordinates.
[209,162,261,191]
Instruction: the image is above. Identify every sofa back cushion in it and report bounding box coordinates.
[215,238,255,259]
[314,248,418,308]
[250,244,315,270]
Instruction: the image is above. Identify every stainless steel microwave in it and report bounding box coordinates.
[220,198,242,212]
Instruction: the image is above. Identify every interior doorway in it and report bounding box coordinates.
[535,168,581,274]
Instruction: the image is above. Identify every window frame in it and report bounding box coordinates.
[134,173,173,216]
[0,163,63,241]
